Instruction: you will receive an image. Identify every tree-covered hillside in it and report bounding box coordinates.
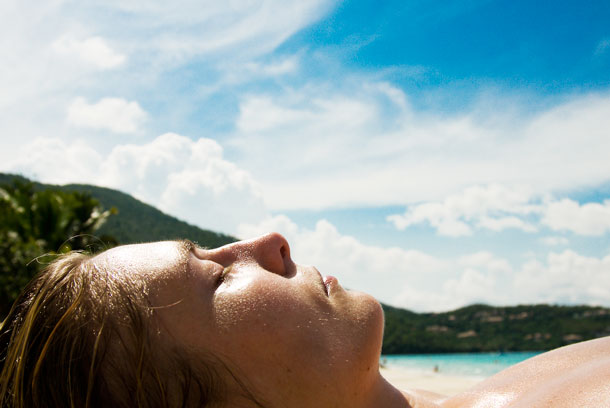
[382,303,610,353]
[61,183,237,248]
[0,178,116,316]
[0,173,236,248]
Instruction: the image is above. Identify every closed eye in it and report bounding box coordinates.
[218,264,233,285]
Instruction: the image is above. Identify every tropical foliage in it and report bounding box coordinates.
[0,180,115,317]
[0,173,237,249]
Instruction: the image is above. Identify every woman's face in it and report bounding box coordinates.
[94,233,384,407]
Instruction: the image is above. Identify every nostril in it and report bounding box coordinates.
[280,245,287,259]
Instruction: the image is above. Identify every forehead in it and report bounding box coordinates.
[93,241,191,280]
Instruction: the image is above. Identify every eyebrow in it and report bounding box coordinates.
[177,238,195,253]
[175,239,196,273]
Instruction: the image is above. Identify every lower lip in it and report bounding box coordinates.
[323,275,337,295]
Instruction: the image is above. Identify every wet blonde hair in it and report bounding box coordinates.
[0,251,226,407]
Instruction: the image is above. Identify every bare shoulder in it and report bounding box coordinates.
[441,336,610,408]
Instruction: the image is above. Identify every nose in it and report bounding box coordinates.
[218,232,293,275]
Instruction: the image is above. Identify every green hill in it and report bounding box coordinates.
[382,303,610,353]
[0,173,236,248]
[2,173,609,353]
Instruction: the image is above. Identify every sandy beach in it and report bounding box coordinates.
[381,365,484,397]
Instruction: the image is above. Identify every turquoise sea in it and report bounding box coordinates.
[381,351,542,378]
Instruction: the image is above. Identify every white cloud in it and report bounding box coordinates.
[458,251,512,274]
[238,215,610,311]
[476,216,537,232]
[236,96,313,133]
[236,93,377,134]
[98,133,267,234]
[441,268,500,306]
[195,54,302,101]
[51,35,126,69]
[514,251,610,305]
[6,134,266,235]
[0,0,335,164]
[539,236,570,246]
[243,55,299,76]
[77,0,335,63]
[542,199,610,236]
[4,0,610,216]
[67,97,147,133]
[237,213,300,240]
[387,184,610,237]
[5,137,104,185]
[387,204,474,237]
[387,184,540,236]
[229,85,610,211]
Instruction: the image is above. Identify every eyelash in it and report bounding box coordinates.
[218,265,233,284]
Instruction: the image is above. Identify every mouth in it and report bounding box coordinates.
[315,268,336,296]
[315,268,330,296]
[323,275,337,296]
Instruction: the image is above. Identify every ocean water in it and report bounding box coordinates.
[381,351,542,378]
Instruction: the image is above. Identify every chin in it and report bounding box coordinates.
[345,290,385,360]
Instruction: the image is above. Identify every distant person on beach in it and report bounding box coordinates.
[1,232,609,407]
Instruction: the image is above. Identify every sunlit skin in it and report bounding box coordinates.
[94,233,610,408]
[93,233,404,407]
[441,335,610,408]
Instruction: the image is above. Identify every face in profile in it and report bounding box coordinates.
[93,233,384,406]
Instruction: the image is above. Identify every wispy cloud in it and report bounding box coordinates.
[0,0,336,162]
[388,184,610,237]
[51,35,126,69]
[387,184,540,236]
[227,84,610,210]
[67,97,147,133]
[594,38,610,56]
[241,55,300,77]
[76,0,337,64]
[539,236,570,246]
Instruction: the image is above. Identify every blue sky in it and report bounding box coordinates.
[1,0,610,311]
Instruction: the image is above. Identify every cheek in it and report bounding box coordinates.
[208,283,386,395]
[211,280,331,355]
[213,279,312,333]
[211,282,384,365]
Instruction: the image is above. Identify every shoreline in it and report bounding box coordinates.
[380,365,485,397]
